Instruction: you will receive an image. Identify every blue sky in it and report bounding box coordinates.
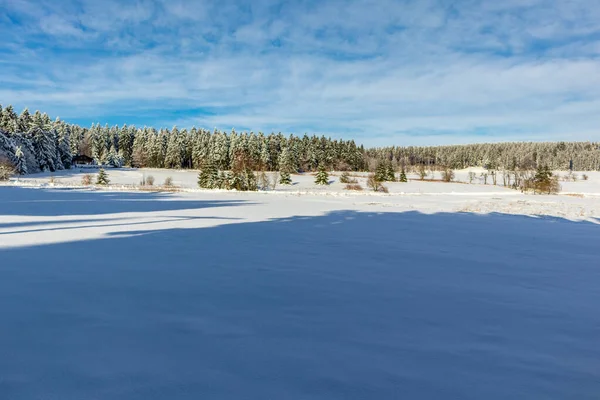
[1,0,599,146]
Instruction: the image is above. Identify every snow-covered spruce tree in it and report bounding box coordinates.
[131,128,148,167]
[1,105,18,133]
[17,108,32,133]
[229,151,257,191]
[279,170,292,185]
[165,129,182,169]
[399,167,408,182]
[386,161,396,181]
[375,161,388,182]
[13,132,38,174]
[29,126,56,172]
[14,146,27,175]
[56,124,72,169]
[315,165,329,185]
[117,125,135,167]
[198,159,218,189]
[212,131,230,170]
[96,168,110,185]
[278,146,294,185]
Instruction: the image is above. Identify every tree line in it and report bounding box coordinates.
[367,142,600,171]
[1,104,599,177]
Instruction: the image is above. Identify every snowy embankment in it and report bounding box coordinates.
[0,185,599,399]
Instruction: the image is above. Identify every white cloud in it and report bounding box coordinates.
[1,0,600,145]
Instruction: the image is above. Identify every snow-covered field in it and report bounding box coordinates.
[4,167,600,221]
[1,170,599,399]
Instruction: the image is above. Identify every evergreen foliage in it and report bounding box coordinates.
[96,168,110,185]
[1,104,600,180]
[399,168,408,182]
[14,146,27,175]
[198,159,218,189]
[315,165,329,185]
[279,170,292,185]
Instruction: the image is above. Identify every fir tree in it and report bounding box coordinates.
[14,146,27,175]
[386,161,396,181]
[30,126,56,171]
[278,145,295,183]
[198,159,218,189]
[375,161,388,182]
[315,165,329,185]
[165,130,182,169]
[96,168,110,185]
[279,170,292,185]
[399,167,408,182]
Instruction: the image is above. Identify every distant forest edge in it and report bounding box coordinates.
[1,104,599,176]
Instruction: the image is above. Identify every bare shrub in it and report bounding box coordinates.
[367,174,388,193]
[339,171,352,184]
[480,172,488,184]
[49,175,55,185]
[582,174,589,181]
[270,172,279,190]
[441,168,455,182]
[257,171,271,190]
[429,168,436,180]
[81,174,93,185]
[344,183,363,191]
[0,159,14,181]
[468,172,476,183]
[146,175,154,186]
[417,164,427,180]
[163,176,174,187]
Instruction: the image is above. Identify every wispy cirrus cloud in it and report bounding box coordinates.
[1,0,599,145]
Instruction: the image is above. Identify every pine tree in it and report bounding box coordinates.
[17,108,32,133]
[279,170,292,185]
[165,129,182,169]
[198,159,218,189]
[56,124,72,169]
[399,167,408,182]
[96,168,110,185]
[375,161,388,182]
[386,161,396,181]
[278,146,295,183]
[14,146,27,175]
[315,165,329,185]
[30,126,56,171]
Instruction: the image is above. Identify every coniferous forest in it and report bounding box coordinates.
[1,104,600,177]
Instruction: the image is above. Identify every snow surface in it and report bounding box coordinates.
[1,172,600,399]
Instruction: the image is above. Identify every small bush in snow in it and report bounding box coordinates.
[417,164,427,180]
[0,159,14,181]
[582,174,589,181]
[441,168,455,182]
[339,172,352,184]
[146,175,154,186]
[367,174,387,192]
[345,183,363,191]
[163,176,173,187]
[81,174,93,185]
[257,171,271,190]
